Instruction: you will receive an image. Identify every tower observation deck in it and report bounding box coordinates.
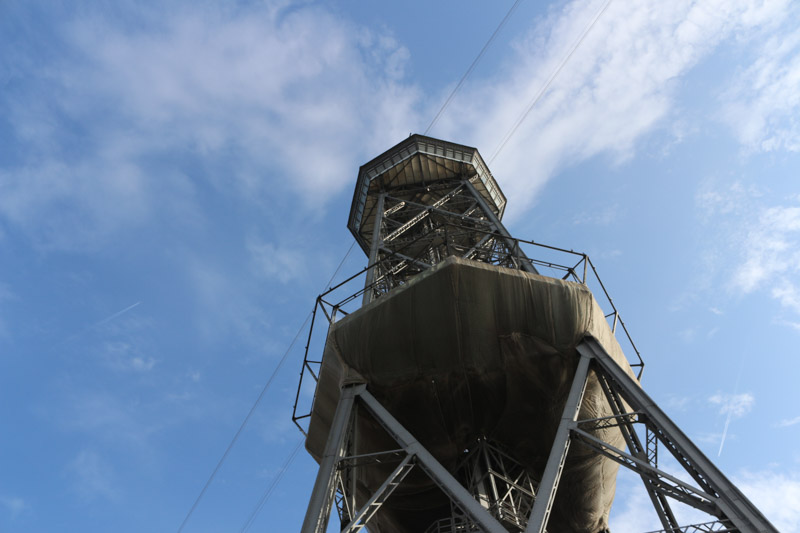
[293,135,777,533]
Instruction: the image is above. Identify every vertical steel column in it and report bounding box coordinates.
[301,385,362,533]
[362,193,385,306]
[525,353,592,533]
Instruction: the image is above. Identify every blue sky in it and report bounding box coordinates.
[2,0,800,531]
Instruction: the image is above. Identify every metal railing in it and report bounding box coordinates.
[644,520,737,533]
[291,227,645,436]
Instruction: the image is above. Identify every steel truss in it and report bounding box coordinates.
[363,178,537,304]
[526,337,777,533]
[301,338,778,533]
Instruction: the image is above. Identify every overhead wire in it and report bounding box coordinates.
[176,241,357,533]
[488,0,614,164]
[423,0,525,136]
[211,1,615,528]
[240,438,305,533]
[175,313,312,533]
[177,0,612,526]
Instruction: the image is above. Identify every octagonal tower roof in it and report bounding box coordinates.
[348,134,507,254]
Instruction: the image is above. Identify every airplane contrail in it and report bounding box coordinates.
[718,354,746,457]
[92,301,141,328]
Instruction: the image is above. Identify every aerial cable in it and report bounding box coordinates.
[424,0,525,136]
[327,241,357,290]
[175,313,312,533]
[488,0,614,164]
[175,241,357,533]
[240,438,305,532]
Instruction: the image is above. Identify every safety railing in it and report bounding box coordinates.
[644,520,736,533]
[292,227,645,436]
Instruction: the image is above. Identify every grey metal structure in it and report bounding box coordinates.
[348,135,537,305]
[297,135,777,533]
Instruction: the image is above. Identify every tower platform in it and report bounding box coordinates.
[307,256,635,532]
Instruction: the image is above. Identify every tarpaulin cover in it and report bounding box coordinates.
[306,257,636,532]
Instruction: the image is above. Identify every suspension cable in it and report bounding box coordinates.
[175,242,357,532]
[424,0,525,135]
[489,0,614,164]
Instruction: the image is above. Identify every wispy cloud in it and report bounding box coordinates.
[60,391,159,452]
[732,203,800,293]
[710,392,755,417]
[736,469,800,532]
[709,391,754,456]
[696,182,800,328]
[67,450,119,502]
[101,341,156,373]
[0,1,421,250]
[248,239,308,285]
[1,0,795,250]
[728,199,800,328]
[572,204,621,226]
[722,8,800,152]
[0,495,29,518]
[614,464,800,532]
[434,0,792,218]
[778,415,800,428]
[610,456,721,531]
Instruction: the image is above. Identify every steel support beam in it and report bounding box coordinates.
[363,194,385,306]
[596,370,679,530]
[463,179,538,275]
[301,385,360,533]
[525,352,592,533]
[578,337,779,533]
[358,388,510,533]
[341,454,415,532]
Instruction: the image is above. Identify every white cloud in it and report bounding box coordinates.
[67,450,118,501]
[0,1,421,250]
[665,395,692,411]
[694,182,800,328]
[733,204,800,292]
[736,470,800,532]
[723,10,800,152]
[778,415,800,428]
[0,495,28,518]
[610,456,726,532]
[103,341,156,372]
[248,239,307,284]
[572,203,621,226]
[2,0,795,250]
[185,255,287,354]
[608,471,663,532]
[433,0,791,218]
[709,392,754,456]
[728,200,800,324]
[614,466,800,532]
[709,392,755,417]
[61,391,158,452]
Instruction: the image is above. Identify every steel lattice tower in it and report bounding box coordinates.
[294,135,777,533]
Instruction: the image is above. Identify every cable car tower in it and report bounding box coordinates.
[293,135,777,533]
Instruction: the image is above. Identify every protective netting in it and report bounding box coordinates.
[307,257,637,532]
